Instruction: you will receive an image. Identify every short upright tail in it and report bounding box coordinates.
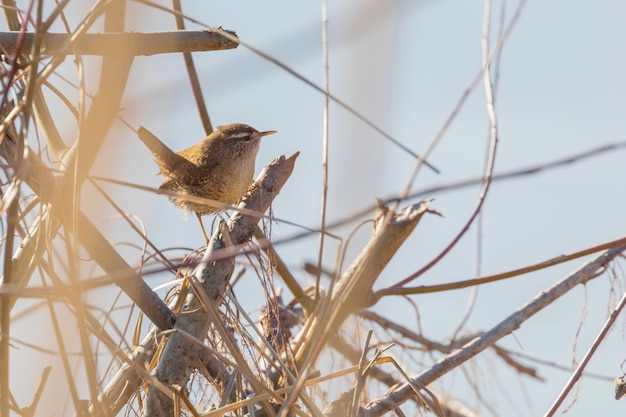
[137,126,194,176]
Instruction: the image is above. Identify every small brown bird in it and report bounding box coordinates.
[137,124,277,242]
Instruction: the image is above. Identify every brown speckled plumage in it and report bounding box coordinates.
[137,123,276,241]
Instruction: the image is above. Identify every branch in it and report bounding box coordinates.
[357,243,626,416]
[0,12,179,331]
[326,335,479,417]
[0,30,238,56]
[327,200,434,322]
[0,133,176,331]
[284,200,433,412]
[144,152,299,417]
[280,141,626,246]
[92,326,164,417]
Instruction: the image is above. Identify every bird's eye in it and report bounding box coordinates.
[241,135,251,142]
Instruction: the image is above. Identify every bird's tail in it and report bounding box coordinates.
[137,126,193,176]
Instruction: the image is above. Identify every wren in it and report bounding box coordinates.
[137,124,276,242]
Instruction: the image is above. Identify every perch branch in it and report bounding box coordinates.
[143,152,299,417]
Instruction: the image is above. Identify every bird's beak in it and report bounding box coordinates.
[259,130,277,138]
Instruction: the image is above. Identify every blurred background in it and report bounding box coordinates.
[5,0,626,415]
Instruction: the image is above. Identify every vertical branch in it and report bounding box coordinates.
[66,1,130,412]
[70,3,132,182]
[44,277,84,412]
[451,0,502,340]
[171,0,213,134]
[1,0,20,31]
[315,0,330,298]
[0,180,17,417]
[33,0,73,161]
[1,2,37,415]
[481,0,498,178]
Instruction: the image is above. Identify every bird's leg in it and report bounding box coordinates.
[196,213,210,244]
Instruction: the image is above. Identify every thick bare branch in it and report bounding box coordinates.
[0,30,238,56]
[295,200,433,365]
[283,201,433,413]
[144,152,299,417]
[357,243,626,416]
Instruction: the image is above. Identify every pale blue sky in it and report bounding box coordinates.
[7,0,626,415]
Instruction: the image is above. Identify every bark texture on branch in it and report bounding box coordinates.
[0,30,238,56]
[283,200,433,414]
[143,152,299,417]
[357,243,626,417]
[297,200,433,365]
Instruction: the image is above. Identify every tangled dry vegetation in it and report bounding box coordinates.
[1,2,625,417]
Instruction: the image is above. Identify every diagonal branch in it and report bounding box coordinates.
[0,126,176,332]
[0,0,176,330]
[144,152,299,417]
[357,243,626,416]
[284,200,434,413]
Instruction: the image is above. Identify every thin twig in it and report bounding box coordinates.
[544,284,626,416]
[316,0,330,301]
[391,0,501,289]
[374,235,626,301]
[279,140,626,246]
[171,0,213,134]
[204,27,440,174]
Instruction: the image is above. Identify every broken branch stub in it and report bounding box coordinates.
[294,200,434,370]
